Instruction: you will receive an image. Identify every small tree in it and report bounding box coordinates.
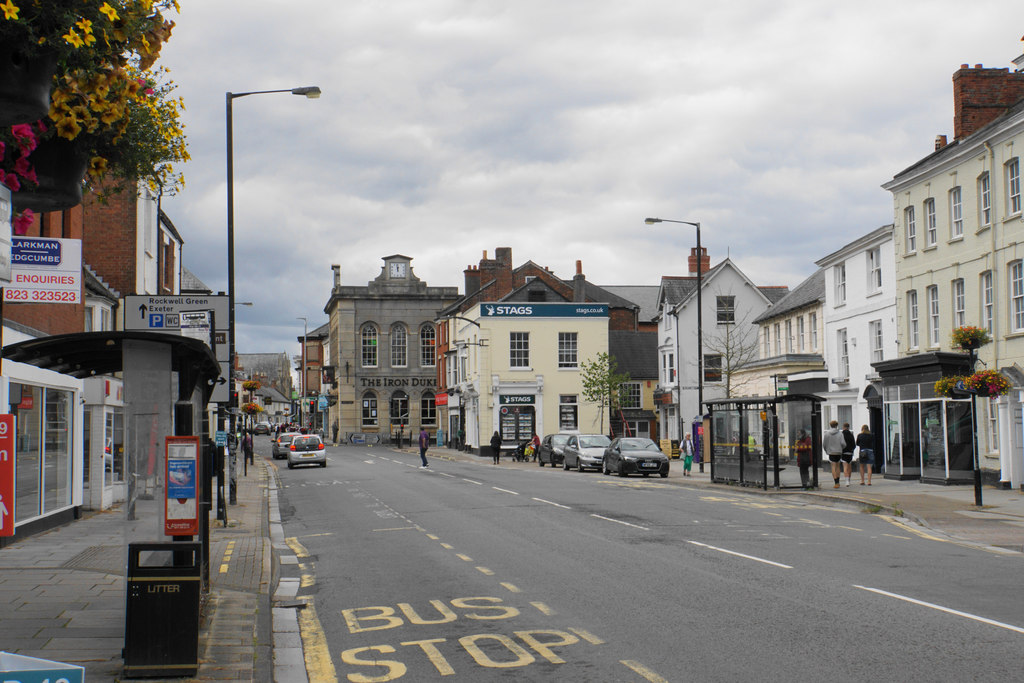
[703,312,760,398]
[580,352,630,434]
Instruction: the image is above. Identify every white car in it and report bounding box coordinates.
[562,434,611,471]
[287,435,326,469]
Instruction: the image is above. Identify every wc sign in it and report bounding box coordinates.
[0,415,15,537]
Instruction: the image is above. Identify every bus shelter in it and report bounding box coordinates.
[705,394,823,490]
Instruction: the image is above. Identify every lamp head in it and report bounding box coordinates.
[644,217,662,225]
[292,86,321,99]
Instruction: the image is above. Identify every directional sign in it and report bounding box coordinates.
[0,415,15,537]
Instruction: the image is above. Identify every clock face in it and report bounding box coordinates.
[389,262,407,278]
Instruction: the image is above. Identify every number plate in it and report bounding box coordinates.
[641,461,659,468]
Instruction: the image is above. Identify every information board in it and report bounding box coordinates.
[164,436,199,537]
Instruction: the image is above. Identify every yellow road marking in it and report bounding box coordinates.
[426,534,440,540]
[297,600,338,682]
[501,582,521,593]
[373,526,417,532]
[456,553,473,562]
[621,659,670,683]
[880,516,948,542]
[286,537,310,558]
[530,601,555,616]
[441,543,454,549]
[219,540,235,573]
[569,628,605,644]
[476,566,495,575]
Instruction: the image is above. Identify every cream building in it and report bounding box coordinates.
[452,302,609,451]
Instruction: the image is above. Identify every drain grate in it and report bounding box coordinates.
[62,545,125,575]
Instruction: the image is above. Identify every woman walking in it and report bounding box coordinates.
[856,425,875,485]
[490,431,503,465]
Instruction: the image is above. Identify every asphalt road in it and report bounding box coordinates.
[275,444,1024,682]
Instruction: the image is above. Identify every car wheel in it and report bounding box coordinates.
[321,462,327,468]
[617,464,627,477]
[287,463,294,469]
[602,463,609,475]
[660,471,668,478]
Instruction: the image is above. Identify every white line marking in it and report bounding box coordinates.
[854,585,1024,634]
[492,487,519,495]
[439,472,456,478]
[532,497,571,509]
[687,541,793,568]
[462,478,483,485]
[591,514,649,531]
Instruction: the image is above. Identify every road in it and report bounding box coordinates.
[274,443,1024,682]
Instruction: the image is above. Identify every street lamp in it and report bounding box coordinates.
[645,217,704,438]
[297,316,308,429]
[225,85,319,501]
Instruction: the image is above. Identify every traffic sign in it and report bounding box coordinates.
[0,415,15,537]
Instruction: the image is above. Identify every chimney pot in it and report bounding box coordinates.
[975,64,983,69]
[575,260,582,275]
[934,134,948,150]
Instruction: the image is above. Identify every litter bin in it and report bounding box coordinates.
[123,542,201,678]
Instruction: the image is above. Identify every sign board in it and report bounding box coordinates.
[0,415,14,537]
[0,183,11,283]
[435,392,449,407]
[0,651,84,683]
[480,302,608,318]
[164,436,199,537]
[214,430,227,447]
[318,395,328,410]
[500,394,535,405]
[125,294,230,403]
[4,237,82,304]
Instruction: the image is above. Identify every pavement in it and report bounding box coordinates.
[1,441,1023,682]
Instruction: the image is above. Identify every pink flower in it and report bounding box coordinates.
[12,209,34,235]
[3,172,20,192]
[13,155,37,184]
[0,140,5,162]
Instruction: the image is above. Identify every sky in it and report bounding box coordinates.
[155,1,1024,358]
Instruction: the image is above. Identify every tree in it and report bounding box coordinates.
[580,352,631,434]
[702,312,761,398]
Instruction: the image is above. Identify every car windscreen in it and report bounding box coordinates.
[579,436,611,448]
[620,438,660,451]
[552,435,570,447]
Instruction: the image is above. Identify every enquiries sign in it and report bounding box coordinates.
[3,237,82,304]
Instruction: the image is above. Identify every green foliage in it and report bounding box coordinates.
[580,352,630,432]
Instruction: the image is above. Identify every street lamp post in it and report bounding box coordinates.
[225,85,319,505]
[645,217,703,444]
[297,316,308,429]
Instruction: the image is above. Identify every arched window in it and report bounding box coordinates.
[391,324,407,368]
[420,324,436,367]
[361,391,378,427]
[420,393,437,426]
[390,391,409,430]
[361,324,378,368]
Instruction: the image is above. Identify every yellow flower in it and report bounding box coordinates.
[55,117,83,140]
[75,19,97,46]
[63,29,85,48]
[0,0,19,20]
[88,157,109,178]
[99,2,119,22]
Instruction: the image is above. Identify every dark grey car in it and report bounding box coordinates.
[603,437,670,478]
[537,432,575,467]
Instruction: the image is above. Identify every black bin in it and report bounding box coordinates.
[123,542,201,678]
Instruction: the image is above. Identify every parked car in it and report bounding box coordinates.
[603,437,670,478]
[562,434,611,471]
[272,432,301,459]
[254,422,271,435]
[288,434,326,469]
[537,432,576,467]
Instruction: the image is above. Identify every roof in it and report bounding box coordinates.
[180,267,211,294]
[753,269,824,323]
[256,384,290,403]
[83,265,120,300]
[561,280,639,311]
[609,330,658,378]
[658,276,699,308]
[299,322,330,340]
[603,286,660,323]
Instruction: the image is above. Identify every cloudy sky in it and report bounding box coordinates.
[156,1,1024,357]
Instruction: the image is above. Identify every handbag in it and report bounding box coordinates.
[851,450,860,463]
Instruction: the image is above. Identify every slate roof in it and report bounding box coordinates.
[83,265,120,300]
[603,286,660,323]
[609,330,658,378]
[256,384,290,403]
[181,267,210,294]
[753,269,824,324]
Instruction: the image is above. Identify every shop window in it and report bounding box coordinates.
[361,392,378,428]
[420,394,437,427]
[560,395,578,431]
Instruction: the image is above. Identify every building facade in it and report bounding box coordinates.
[881,56,1024,485]
[325,256,459,443]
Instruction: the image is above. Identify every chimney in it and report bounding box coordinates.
[573,260,586,302]
[495,247,512,267]
[688,247,709,277]
[331,264,341,288]
[952,63,1024,140]
[464,265,480,295]
[934,134,948,150]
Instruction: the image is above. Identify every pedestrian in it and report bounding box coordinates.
[457,427,465,451]
[529,433,540,462]
[332,420,339,445]
[841,422,856,487]
[856,424,875,485]
[681,433,694,476]
[822,420,846,489]
[242,431,253,465]
[795,429,812,488]
[418,427,430,468]
[490,430,502,464]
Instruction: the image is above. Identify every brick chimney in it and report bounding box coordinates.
[934,134,948,150]
[952,63,1024,140]
[464,265,480,295]
[688,247,709,277]
[573,260,586,302]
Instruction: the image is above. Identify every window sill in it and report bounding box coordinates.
[947,235,964,244]
[558,366,579,371]
[509,367,533,372]
[922,244,938,252]
[976,224,991,235]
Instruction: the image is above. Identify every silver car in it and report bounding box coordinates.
[562,434,611,471]
[272,432,301,460]
[287,434,326,469]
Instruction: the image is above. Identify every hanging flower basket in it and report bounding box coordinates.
[10,135,90,213]
[951,326,991,351]
[934,375,968,398]
[964,370,1011,398]
[0,45,55,127]
[241,402,263,415]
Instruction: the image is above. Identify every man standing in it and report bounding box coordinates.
[418,428,430,468]
[822,420,846,489]
[841,422,856,487]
